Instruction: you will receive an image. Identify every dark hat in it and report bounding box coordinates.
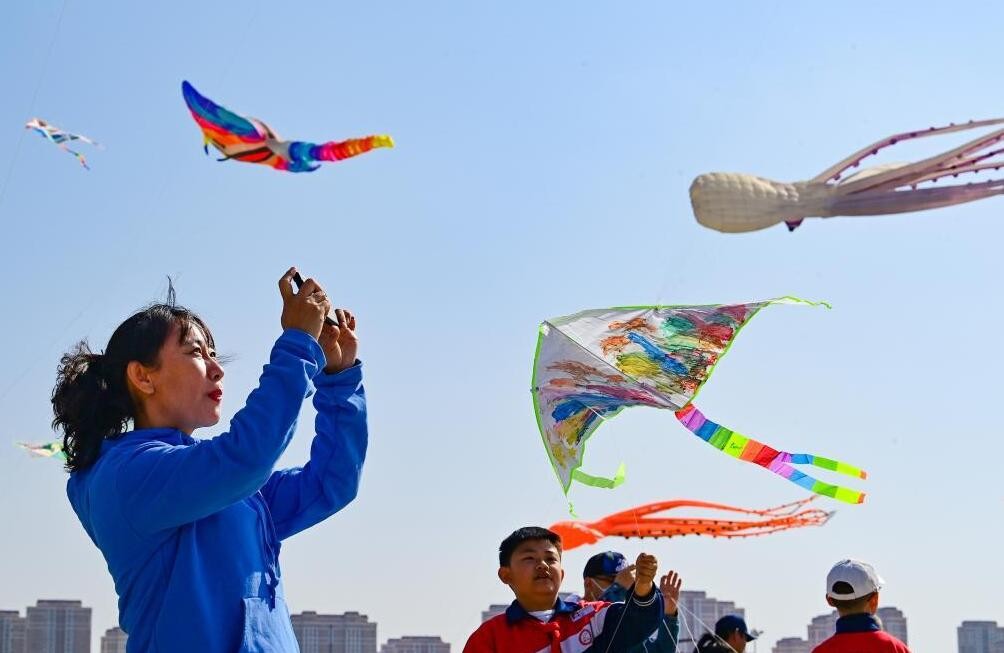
[582,551,628,578]
[715,615,756,642]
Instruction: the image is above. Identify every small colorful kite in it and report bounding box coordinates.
[25,118,100,169]
[532,297,866,504]
[550,496,832,550]
[16,440,65,460]
[691,118,1004,232]
[181,81,394,173]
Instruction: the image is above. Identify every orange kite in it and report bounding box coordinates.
[550,497,832,550]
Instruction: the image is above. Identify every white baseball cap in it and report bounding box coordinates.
[826,559,884,600]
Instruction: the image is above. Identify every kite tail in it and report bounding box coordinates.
[309,135,395,163]
[675,404,866,504]
[59,144,89,170]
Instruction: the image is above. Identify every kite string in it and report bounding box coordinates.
[0,0,72,214]
[600,502,646,653]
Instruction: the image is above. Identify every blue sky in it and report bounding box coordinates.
[1,2,1002,651]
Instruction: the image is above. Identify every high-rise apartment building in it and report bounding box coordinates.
[480,605,509,623]
[958,621,1004,653]
[291,610,377,653]
[0,611,27,653]
[772,637,810,653]
[25,600,90,653]
[807,612,838,649]
[379,635,449,653]
[99,627,127,653]
[877,607,908,645]
[676,590,746,646]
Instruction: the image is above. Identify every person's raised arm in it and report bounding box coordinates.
[120,268,332,534]
[260,309,369,539]
[593,553,665,652]
[647,571,682,653]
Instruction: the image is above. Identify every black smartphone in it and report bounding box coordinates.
[292,271,339,326]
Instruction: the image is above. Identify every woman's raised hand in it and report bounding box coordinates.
[278,267,331,341]
[318,309,358,374]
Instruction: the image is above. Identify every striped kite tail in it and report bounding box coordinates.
[314,134,395,162]
[675,404,866,505]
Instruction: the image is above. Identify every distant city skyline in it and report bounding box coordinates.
[0,595,998,652]
[772,606,908,653]
[0,601,455,652]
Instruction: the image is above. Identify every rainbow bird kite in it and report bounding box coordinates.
[532,297,866,504]
[182,80,393,173]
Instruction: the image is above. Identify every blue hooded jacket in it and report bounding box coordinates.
[66,329,367,653]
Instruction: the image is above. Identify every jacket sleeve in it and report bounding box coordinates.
[259,361,368,540]
[645,614,680,653]
[117,329,324,534]
[592,587,664,652]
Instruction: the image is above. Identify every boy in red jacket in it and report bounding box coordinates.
[464,526,664,653]
[813,559,910,653]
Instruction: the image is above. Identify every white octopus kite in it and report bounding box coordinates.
[691,118,1004,232]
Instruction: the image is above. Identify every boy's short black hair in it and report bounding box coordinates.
[498,526,562,567]
[828,581,876,612]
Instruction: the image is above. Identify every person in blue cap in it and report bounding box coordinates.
[695,615,756,653]
[582,551,683,653]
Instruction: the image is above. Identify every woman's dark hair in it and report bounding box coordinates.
[51,283,214,473]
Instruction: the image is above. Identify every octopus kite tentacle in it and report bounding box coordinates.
[690,118,1004,232]
[549,495,832,550]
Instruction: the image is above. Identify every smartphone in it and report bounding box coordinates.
[292,271,339,326]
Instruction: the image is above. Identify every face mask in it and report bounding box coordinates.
[599,581,628,603]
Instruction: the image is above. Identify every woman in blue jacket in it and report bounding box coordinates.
[52,268,367,652]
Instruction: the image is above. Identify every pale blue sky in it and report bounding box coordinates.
[1,2,1002,651]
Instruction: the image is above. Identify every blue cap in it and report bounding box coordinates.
[715,615,756,641]
[582,552,628,578]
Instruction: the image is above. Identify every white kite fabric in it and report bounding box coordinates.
[25,118,100,169]
[531,298,867,504]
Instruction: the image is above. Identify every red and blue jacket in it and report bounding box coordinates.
[463,588,664,653]
[812,614,910,653]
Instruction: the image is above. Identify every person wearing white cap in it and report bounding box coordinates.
[812,560,910,653]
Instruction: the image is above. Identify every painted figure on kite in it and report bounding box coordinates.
[691,118,1004,232]
[181,81,394,173]
[25,118,100,169]
[550,496,832,550]
[532,297,866,504]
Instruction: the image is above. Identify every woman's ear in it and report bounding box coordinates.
[126,361,156,397]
